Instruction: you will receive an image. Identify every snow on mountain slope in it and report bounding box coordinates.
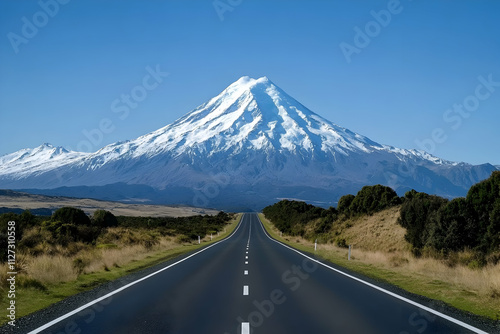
[0,144,89,177]
[0,76,496,209]
[74,76,456,168]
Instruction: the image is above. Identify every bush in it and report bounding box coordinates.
[398,171,500,256]
[262,200,328,237]
[432,198,476,252]
[336,237,348,248]
[487,199,500,252]
[398,192,448,253]
[337,194,355,215]
[176,235,191,244]
[42,220,100,245]
[466,171,500,251]
[349,185,401,216]
[52,207,91,226]
[92,210,118,228]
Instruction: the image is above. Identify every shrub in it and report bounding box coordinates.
[398,192,448,253]
[52,207,91,226]
[397,171,500,256]
[176,235,191,244]
[487,199,500,252]
[262,200,328,238]
[42,220,100,245]
[92,210,118,228]
[349,185,401,216]
[336,237,348,248]
[337,194,355,215]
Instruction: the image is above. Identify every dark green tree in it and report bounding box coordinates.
[398,192,448,254]
[466,171,500,245]
[349,185,401,216]
[432,198,475,252]
[486,199,500,252]
[337,194,355,215]
[92,210,118,228]
[52,207,91,226]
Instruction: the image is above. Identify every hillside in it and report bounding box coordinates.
[331,206,408,253]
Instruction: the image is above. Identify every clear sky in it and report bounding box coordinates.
[1,0,499,165]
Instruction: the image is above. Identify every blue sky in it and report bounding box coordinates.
[1,0,499,165]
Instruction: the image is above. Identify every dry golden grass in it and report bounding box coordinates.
[338,207,408,252]
[16,227,188,281]
[26,255,77,284]
[74,234,181,274]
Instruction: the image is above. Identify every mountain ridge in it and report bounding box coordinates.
[0,76,497,210]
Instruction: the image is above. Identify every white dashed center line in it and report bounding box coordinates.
[243,285,249,295]
[244,270,248,275]
[242,322,250,334]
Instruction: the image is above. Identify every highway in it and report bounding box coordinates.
[29,213,486,334]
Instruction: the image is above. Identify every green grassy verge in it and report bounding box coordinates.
[258,213,500,321]
[6,214,242,324]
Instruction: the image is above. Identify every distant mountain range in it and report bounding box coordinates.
[0,76,497,210]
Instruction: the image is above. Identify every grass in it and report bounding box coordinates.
[0,214,242,325]
[259,213,500,321]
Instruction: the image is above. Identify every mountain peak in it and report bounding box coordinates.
[141,75,382,158]
[221,76,274,98]
[232,76,271,87]
[0,76,496,209]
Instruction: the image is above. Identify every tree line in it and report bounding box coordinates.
[399,171,500,256]
[0,207,231,261]
[263,171,500,259]
[263,184,401,239]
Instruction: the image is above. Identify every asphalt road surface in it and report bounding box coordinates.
[29,213,487,334]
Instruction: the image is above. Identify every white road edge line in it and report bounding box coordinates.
[257,215,488,334]
[242,322,250,334]
[28,214,247,334]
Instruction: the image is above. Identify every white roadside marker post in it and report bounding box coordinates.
[211,233,213,241]
[198,236,200,244]
[348,245,351,261]
[315,239,317,251]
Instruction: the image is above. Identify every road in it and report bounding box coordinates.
[29,213,486,334]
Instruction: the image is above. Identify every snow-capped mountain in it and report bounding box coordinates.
[0,143,89,178]
[0,76,496,210]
